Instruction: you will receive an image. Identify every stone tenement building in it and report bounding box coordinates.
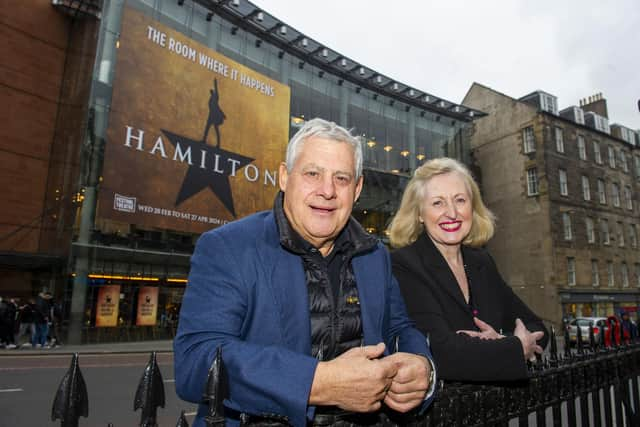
[463,83,639,328]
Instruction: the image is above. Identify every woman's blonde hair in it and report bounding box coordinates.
[388,157,495,248]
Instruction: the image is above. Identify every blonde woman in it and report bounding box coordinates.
[389,158,548,382]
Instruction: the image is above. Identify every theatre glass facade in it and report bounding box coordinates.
[2,0,482,343]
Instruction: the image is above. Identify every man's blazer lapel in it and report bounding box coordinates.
[259,216,312,355]
[353,255,384,346]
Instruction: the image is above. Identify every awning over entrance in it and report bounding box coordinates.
[559,291,640,304]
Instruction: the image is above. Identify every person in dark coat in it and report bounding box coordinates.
[0,297,18,348]
[16,299,35,347]
[32,292,52,348]
[0,297,11,347]
[620,312,638,341]
[49,299,64,347]
[389,157,548,382]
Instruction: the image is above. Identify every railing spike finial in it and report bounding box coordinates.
[618,317,626,347]
[239,413,250,426]
[175,409,190,427]
[576,323,584,356]
[609,317,620,348]
[203,347,226,426]
[588,324,596,352]
[599,322,607,351]
[563,326,572,360]
[549,326,558,366]
[134,351,166,427]
[51,353,89,427]
[534,352,544,371]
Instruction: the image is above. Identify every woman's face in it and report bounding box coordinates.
[420,172,473,249]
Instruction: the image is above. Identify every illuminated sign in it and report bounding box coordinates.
[136,286,159,326]
[95,285,120,327]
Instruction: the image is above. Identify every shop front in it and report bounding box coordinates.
[83,276,184,342]
[67,241,190,342]
[560,291,640,323]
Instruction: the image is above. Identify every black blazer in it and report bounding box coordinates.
[392,232,549,382]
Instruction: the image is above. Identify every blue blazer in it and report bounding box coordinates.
[174,211,431,427]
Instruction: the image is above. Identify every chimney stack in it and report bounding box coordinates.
[580,92,608,119]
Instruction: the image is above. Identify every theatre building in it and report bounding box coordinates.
[2,0,482,343]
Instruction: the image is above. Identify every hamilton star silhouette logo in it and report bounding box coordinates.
[161,79,254,217]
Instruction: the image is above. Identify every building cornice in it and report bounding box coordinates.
[192,0,486,122]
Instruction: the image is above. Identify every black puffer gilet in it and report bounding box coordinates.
[274,192,378,360]
[301,249,361,360]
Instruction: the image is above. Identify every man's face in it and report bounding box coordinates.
[279,136,363,256]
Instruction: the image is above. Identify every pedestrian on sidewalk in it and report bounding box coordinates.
[32,291,52,348]
[16,298,35,347]
[0,297,18,349]
[0,296,12,348]
[620,311,638,341]
[49,298,64,347]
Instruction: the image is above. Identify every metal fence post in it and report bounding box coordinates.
[51,353,89,427]
[203,347,225,427]
[175,409,190,427]
[45,338,639,426]
[133,351,166,427]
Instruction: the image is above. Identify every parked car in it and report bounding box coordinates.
[566,317,608,345]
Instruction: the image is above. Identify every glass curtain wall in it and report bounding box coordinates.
[66,0,472,342]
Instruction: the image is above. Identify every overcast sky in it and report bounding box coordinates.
[252,0,639,130]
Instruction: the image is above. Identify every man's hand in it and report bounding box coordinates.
[309,343,397,412]
[382,353,430,413]
[457,317,505,340]
[514,318,544,360]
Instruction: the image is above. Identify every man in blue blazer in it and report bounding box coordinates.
[174,118,435,426]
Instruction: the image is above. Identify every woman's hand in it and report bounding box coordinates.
[513,318,544,360]
[457,317,505,340]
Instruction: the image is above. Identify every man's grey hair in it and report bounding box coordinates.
[285,118,363,180]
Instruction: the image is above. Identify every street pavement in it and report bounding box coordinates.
[0,340,199,426]
[0,339,174,355]
[0,335,567,355]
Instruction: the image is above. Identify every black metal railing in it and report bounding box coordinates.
[51,324,640,426]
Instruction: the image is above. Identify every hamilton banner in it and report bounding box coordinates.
[95,285,121,327]
[97,6,291,233]
[136,286,159,326]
